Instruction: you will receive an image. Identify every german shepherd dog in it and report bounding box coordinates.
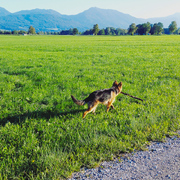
[71,81,122,118]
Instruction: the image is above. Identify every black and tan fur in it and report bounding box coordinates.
[71,81,122,118]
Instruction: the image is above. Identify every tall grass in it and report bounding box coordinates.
[0,35,180,179]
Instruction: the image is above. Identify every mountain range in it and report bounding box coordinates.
[0,7,179,32]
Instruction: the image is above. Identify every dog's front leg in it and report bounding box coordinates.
[107,101,115,112]
[107,103,111,112]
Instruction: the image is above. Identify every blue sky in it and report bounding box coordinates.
[0,0,180,18]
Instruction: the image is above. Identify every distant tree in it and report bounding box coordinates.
[177,28,180,35]
[105,27,111,35]
[12,30,18,35]
[163,28,170,35]
[152,23,160,35]
[116,28,121,35]
[116,28,121,36]
[60,30,69,35]
[137,22,151,35]
[137,24,144,35]
[169,21,177,34]
[4,31,11,35]
[19,30,27,34]
[59,29,73,35]
[152,22,163,35]
[72,28,78,35]
[83,29,93,35]
[38,31,45,35]
[98,29,105,35]
[109,27,116,35]
[116,28,128,35]
[93,24,99,35]
[128,23,138,35]
[69,28,73,35]
[157,22,163,29]
[28,26,36,34]
[144,22,151,35]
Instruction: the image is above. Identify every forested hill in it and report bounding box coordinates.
[0,7,179,32]
[0,7,11,16]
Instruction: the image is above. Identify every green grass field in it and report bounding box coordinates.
[0,35,180,179]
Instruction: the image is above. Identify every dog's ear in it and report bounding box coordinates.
[113,81,118,86]
[118,82,122,86]
[118,82,122,87]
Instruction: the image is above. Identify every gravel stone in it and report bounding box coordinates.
[69,132,180,180]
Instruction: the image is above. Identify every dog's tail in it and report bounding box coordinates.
[71,95,86,106]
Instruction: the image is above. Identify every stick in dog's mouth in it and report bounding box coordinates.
[120,92,144,102]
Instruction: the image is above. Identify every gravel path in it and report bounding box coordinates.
[69,132,180,180]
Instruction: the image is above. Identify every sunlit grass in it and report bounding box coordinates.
[0,35,180,179]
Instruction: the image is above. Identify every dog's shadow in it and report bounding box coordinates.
[0,109,85,126]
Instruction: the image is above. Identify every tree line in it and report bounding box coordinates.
[89,21,179,35]
[0,26,35,35]
[0,21,179,35]
[128,21,179,35]
[0,26,79,35]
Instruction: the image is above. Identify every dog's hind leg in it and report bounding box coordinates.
[92,106,98,115]
[83,101,98,118]
[110,104,115,109]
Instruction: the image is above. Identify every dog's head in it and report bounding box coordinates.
[112,81,122,93]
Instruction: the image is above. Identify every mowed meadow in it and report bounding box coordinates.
[0,35,180,179]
